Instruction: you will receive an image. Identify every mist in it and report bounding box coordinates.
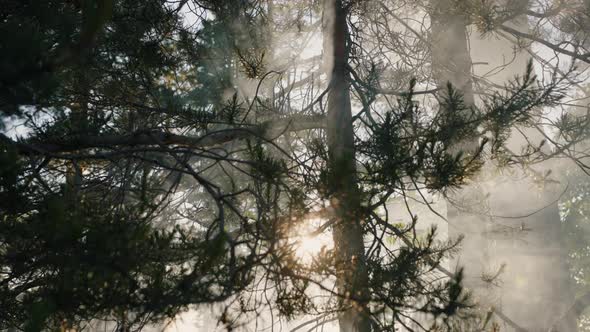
[2,0,590,331]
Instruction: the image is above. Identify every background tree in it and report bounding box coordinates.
[355,1,590,330]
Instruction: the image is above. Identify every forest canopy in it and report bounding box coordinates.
[2,0,590,331]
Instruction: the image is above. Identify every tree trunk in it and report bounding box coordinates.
[322,1,371,331]
[431,1,576,329]
[468,13,576,331]
[429,0,493,304]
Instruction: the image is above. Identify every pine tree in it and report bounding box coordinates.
[1,1,588,331]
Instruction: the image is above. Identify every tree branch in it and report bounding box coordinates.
[500,25,590,64]
[1,114,326,156]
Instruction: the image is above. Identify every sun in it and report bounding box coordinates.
[292,218,333,264]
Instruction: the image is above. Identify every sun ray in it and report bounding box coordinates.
[291,218,333,264]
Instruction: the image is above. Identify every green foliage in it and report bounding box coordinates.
[562,169,590,288]
[365,61,562,192]
[0,182,246,330]
[247,140,287,183]
[0,0,577,331]
[0,143,25,213]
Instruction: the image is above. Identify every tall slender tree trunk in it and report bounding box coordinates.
[468,13,576,331]
[322,1,371,331]
[429,0,493,303]
[430,1,576,329]
[65,74,89,204]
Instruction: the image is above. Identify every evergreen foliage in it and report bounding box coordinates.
[0,0,588,331]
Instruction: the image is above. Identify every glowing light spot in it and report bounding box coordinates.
[515,275,527,288]
[292,218,333,264]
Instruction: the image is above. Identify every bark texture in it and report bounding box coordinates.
[323,1,371,331]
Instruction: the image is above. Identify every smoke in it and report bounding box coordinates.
[164,1,589,331]
[444,10,582,331]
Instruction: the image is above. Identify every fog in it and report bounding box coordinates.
[168,1,590,331]
[3,0,590,331]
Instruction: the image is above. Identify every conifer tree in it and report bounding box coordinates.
[1,1,588,331]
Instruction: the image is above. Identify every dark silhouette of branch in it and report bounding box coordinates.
[0,114,325,156]
[500,25,590,64]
